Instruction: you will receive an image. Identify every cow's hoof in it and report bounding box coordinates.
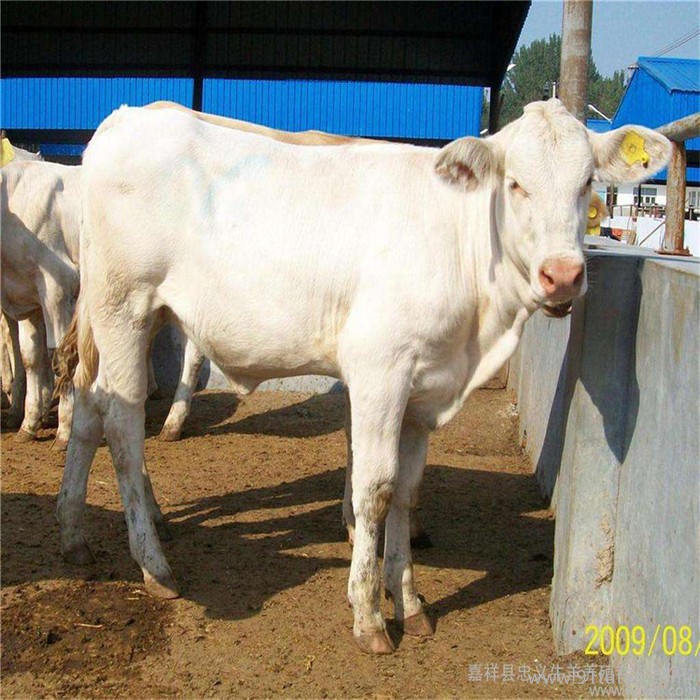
[52,437,69,452]
[158,426,181,442]
[147,388,165,401]
[14,429,36,443]
[402,610,434,637]
[144,572,180,599]
[410,531,433,549]
[155,520,173,542]
[354,629,395,655]
[63,541,94,566]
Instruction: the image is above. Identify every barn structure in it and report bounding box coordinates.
[1,1,530,160]
[611,56,700,208]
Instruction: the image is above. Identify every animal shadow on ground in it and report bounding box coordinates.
[2,466,552,627]
[144,391,344,440]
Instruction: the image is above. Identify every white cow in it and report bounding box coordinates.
[145,100,381,443]
[0,158,196,446]
[56,99,670,654]
[1,160,81,446]
[0,138,42,414]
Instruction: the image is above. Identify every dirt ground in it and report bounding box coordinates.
[2,388,608,698]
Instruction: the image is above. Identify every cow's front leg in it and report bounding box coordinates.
[346,377,410,654]
[343,388,430,549]
[384,420,434,636]
[3,315,25,428]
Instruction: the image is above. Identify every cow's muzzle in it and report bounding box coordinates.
[538,257,585,302]
[542,300,573,318]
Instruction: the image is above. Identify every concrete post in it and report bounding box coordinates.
[559,0,593,123]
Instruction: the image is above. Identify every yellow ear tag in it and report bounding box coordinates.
[1,138,16,167]
[588,205,597,220]
[620,131,649,167]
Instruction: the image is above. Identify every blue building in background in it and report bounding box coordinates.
[612,56,699,189]
[1,76,483,158]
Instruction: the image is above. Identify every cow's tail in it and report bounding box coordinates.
[54,294,98,397]
[54,171,99,398]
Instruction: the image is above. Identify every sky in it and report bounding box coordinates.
[517,0,700,77]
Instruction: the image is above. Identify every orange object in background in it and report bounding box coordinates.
[587,192,609,236]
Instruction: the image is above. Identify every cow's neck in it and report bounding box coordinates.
[454,201,536,395]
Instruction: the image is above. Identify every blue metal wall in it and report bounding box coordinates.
[1,77,482,140]
[1,77,194,129]
[203,79,482,139]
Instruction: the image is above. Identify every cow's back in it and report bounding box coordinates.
[81,107,470,383]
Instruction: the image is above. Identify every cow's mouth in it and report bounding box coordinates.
[542,300,573,318]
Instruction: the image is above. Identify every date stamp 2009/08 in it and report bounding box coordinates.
[584,624,700,657]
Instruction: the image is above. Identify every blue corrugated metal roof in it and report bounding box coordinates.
[637,57,700,94]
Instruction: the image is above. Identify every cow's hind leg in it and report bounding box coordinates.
[383,421,434,637]
[57,383,171,557]
[341,388,355,543]
[54,388,74,451]
[142,460,172,541]
[97,320,178,598]
[159,337,205,441]
[56,381,104,564]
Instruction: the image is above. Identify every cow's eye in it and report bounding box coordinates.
[509,180,528,197]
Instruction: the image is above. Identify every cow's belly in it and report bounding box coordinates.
[0,265,41,321]
[159,271,346,385]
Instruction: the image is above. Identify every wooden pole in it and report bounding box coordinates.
[559,0,593,123]
[655,113,699,256]
[657,113,700,142]
[659,140,689,255]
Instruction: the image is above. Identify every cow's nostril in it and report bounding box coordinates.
[539,259,585,299]
[539,267,555,292]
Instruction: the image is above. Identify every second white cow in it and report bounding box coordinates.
[1,160,81,445]
[57,99,670,654]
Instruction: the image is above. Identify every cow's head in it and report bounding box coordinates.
[435,99,672,315]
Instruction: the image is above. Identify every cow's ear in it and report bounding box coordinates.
[589,125,672,184]
[435,137,500,191]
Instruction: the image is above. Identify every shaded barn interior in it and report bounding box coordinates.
[2,1,530,158]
